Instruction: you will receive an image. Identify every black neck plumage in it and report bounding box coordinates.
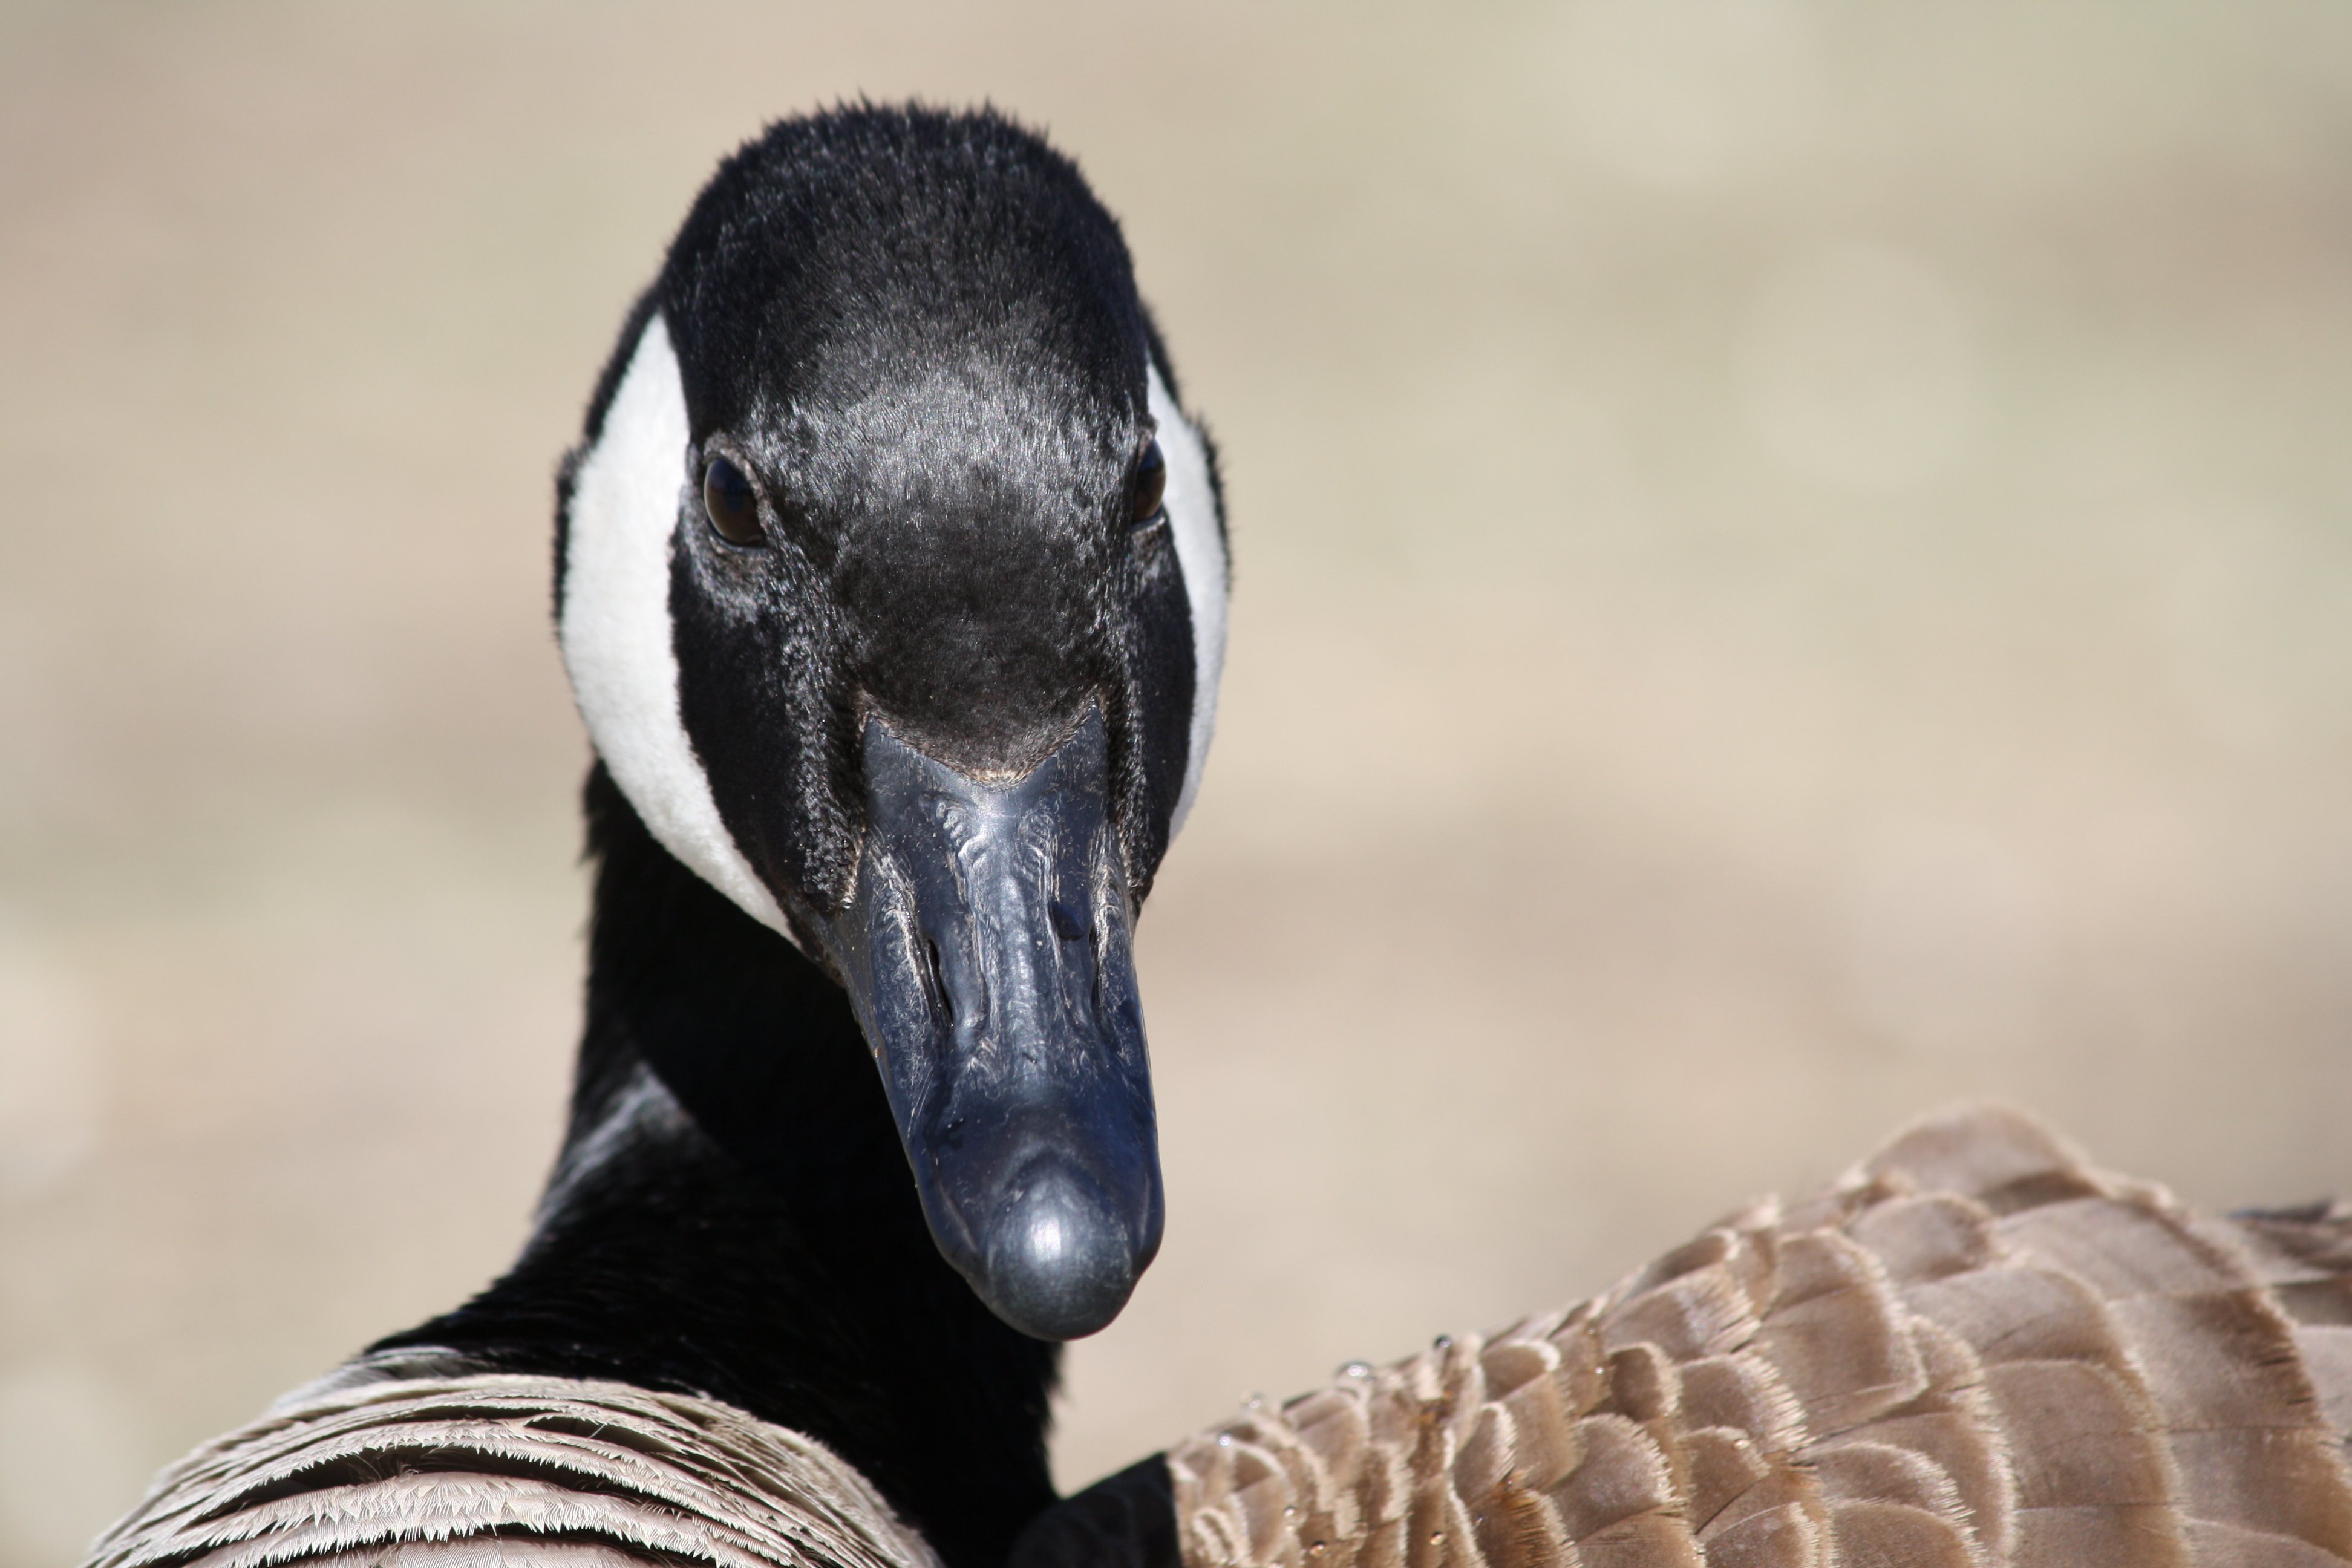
[373,764,1061,1568]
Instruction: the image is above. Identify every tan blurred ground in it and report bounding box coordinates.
[4,1,2351,1560]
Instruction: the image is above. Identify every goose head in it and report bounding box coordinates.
[553,107,1226,1342]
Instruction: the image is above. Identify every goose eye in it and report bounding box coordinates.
[702,455,765,546]
[1129,441,1167,527]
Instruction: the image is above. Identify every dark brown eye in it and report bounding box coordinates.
[702,455,764,546]
[1129,440,1167,527]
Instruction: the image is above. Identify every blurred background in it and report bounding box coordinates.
[3,0,2351,1560]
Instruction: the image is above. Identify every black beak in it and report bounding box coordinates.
[820,707,1161,1340]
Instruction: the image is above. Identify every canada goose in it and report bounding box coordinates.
[92,102,1224,1568]
[82,105,2352,1568]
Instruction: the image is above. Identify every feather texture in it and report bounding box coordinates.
[1018,1106,2352,1568]
[85,1357,938,1568]
[87,1108,2352,1568]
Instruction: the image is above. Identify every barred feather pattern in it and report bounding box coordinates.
[1018,1105,2352,1568]
[82,1359,939,1568]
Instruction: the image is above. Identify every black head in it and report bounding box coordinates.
[554,106,1226,1340]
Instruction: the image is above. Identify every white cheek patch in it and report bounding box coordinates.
[1148,361,1227,840]
[558,312,794,941]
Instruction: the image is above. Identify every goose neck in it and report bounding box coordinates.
[370,764,1060,1568]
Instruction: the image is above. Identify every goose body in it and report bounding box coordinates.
[79,103,2352,1568]
[1025,1104,2352,1568]
[93,1106,2352,1568]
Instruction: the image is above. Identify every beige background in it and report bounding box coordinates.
[4,2,2351,1561]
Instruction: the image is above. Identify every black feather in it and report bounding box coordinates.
[377,765,1059,1568]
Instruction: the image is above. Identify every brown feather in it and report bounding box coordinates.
[1028,1107,2352,1568]
[85,1364,940,1568]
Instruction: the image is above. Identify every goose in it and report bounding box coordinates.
[83,106,2352,1568]
[94,102,1226,1568]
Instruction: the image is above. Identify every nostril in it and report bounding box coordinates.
[1048,900,1088,946]
[923,936,954,1026]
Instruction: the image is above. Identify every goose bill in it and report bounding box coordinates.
[822,707,1162,1341]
